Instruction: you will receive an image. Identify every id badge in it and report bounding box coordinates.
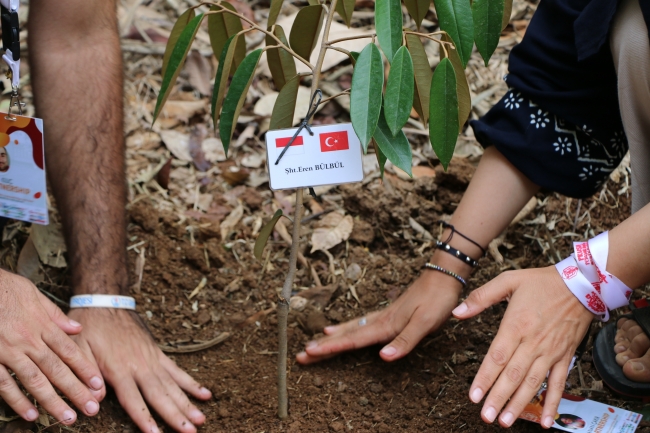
[265,123,364,191]
[0,113,48,224]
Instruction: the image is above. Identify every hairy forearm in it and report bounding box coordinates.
[606,203,650,288]
[28,0,128,295]
[431,146,540,280]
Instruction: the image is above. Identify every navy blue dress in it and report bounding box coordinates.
[470,0,650,198]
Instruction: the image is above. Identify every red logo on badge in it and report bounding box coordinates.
[275,136,304,148]
[562,266,578,279]
[319,131,349,152]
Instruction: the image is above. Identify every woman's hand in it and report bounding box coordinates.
[296,270,463,364]
[452,266,594,429]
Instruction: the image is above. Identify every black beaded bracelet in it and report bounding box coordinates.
[436,240,480,267]
[422,262,467,287]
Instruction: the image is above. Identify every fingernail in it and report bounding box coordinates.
[306,341,317,349]
[85,401,99,415]
[452,303,468,316]
[150,426,160,433]
[63,409,76,423]
[69,319,81,327]
[324,326,336,333]
[90,376,103,390]
[470,387,484,403]
[543,416,555,428]
[25,408,38,421]
[631,361,645,371]
[501,412,514,426]
[484,407,497,423]
[190,409,203,420]
[615,344,626,353]
[619,355,630,363]
[380,346,397,357]
[199,386,211,396]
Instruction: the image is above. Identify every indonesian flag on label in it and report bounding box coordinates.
[319,131,349,152]
[556,255,609,321]
[275,135,305,156]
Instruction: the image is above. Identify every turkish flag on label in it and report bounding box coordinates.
[276,135,304,148]
[319,131,349,152]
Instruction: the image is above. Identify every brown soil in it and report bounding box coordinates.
[37,159,648,433]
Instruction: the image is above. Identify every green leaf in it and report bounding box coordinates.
[440,34,471,131]
[472,0,505,66]
[211,35,238,129]
[405,34,432,126]
[502,0,512,30]
[335,0,356,27]
[254,209,283,260]
[162,9,195,78]
[404,0,431,30]
[219,49,263,155]
[350,43,384,151]
[434,0,474,68]
[289,5,325,62]
[371,139,387,177]
[384,46,414,136]
[208,3,245,69]
[429,58,459,170]
[375,0,403,63]
[373,107,412,176]
[266,25,296,91]
[268,0,283,27]
[270,75,300,130]
[154,13,204,124]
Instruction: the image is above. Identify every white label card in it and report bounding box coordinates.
[265,123,364,190]
[0,113,48,225]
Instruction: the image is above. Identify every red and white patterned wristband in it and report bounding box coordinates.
[555,231,632,321]
[555,255,609,321]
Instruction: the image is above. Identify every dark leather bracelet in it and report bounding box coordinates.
[436,240,480,267]
[422,262,467,286]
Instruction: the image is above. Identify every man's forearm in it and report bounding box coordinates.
[28,0,128,295]
[607,202,650,288]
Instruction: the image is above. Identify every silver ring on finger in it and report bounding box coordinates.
[358,317,367,326]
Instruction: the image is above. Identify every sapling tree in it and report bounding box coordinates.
[152,0,508,419]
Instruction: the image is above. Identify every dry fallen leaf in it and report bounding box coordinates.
[188,125,210,171]
[221,166,250,186]
[17,235,44,284]
[160,130,192,161]
[220,204,244,240]
[159,100,206,124]
[310,211,354,253]
[31,220,67,268]
[203,137,227,162]
[184,50,212,96]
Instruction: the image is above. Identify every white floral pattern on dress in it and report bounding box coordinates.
[579,165,596,181]
[530,109,550,128]
[553,137,572,155]
[504,91,523,110]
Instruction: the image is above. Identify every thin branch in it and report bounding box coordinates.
[326,33,376,46]
[204,4,314,69]
[325,45,355,62]
[319,89,350,105]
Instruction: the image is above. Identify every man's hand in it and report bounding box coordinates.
[296,271,462,364]
[68,308,211,433]
[452,266,594,429]
[0,270,103,424]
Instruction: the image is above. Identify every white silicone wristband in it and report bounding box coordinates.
[69,295,136,310]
